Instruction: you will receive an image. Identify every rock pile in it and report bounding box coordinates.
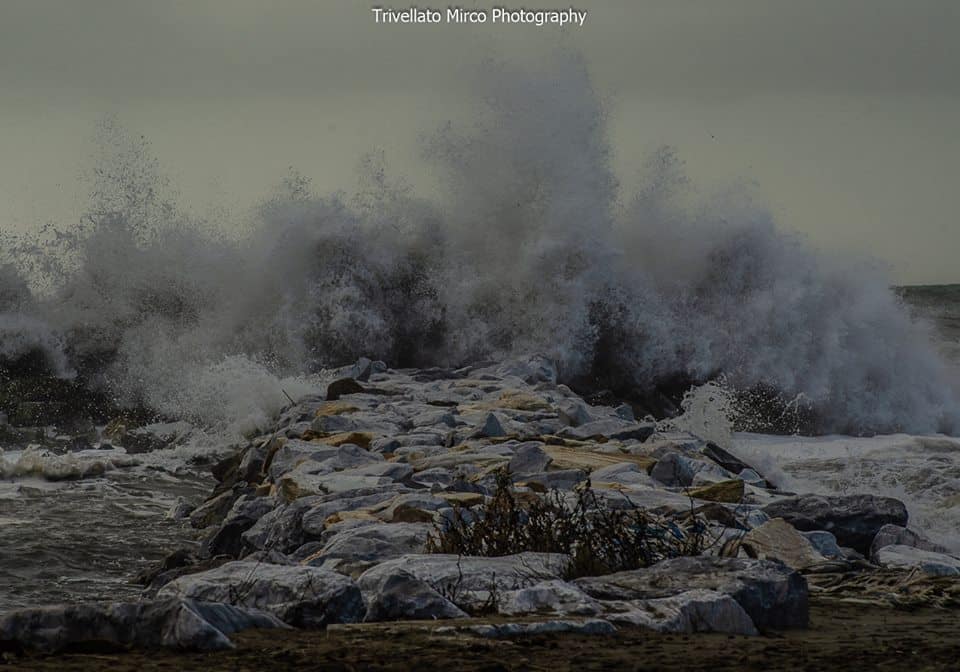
[4,354,958,652]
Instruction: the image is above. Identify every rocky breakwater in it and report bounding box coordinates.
[4,355,959,655]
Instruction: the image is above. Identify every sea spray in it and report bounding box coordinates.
[0,53,957,437]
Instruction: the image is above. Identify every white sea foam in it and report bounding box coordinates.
[733,432,960,551]
[0,54,957,436]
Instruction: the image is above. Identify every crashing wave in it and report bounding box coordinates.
[1,54,957,436]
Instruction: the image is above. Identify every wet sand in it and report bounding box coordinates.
[6,599,960,671]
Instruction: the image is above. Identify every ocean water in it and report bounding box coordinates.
[2,58,960,610]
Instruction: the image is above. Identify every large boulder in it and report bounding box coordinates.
[869,524,949,562]
[358,553,568,614]
[361,570,468,622]
[740,518,827,570]
[0,599,286,653]
[158,561,365,627]
[761,494,908,555]
[573,556,808,630]
[604,589,759,636]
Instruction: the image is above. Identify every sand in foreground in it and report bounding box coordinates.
[7,599,960,671]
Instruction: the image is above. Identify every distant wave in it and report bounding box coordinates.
[2,53,957,436]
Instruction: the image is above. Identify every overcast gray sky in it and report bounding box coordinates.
[1,0,958,283]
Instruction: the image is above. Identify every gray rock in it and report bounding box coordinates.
[488,355,558,385]
[507,443,553,475]
[267,440,341,480]
[308,523,432,566]
[158,561,365,627]
[649,452,697,487]
[558,419,655,442]
[499,580,602,617]
[411,467,455,488]
[299,486,411,536]
[241,497,321,553]
[557,399,593,427]
[869,523,949,561]
[589,462,657,488]
[573,556,808,630]
[362,569,468,621]
[350,357,374,382]
[473,413,506,438]
[0,599,287,652]
[166,497,194,520]
[358,553,568,613]
[874,545,960,576]
[605,589,759,635]
[801,530,844,559]
[761,494,908,554]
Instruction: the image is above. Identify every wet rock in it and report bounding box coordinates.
[158,561,365,627]
[700,442,757,476]
[189,489,242,530]
[0,599,287,653]
[123,421,193,454]
[202,495,277,559]
[573,556,808,630]
[869,523,949,561]
[241,497,322,553]
[761,494,908,555]
[165,497,194,520]
[350,357,374,382]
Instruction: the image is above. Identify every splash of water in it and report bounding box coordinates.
[1,54,957,437]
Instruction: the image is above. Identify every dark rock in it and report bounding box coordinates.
[0,599,287,653]
[700,442,758,477]
[762,494,908,555]
[326,378,366,401]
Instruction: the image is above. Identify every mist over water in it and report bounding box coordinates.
[2,54,958,438]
